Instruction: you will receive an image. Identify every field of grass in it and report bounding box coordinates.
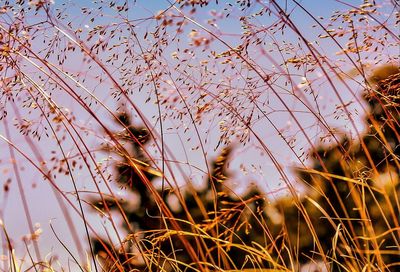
[0,0,399,271]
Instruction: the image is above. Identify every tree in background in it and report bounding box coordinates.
[90,65,399,271]
[264,64,400,271]
[90,111,268,271]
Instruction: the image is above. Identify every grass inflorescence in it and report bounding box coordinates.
[0,0,398,271]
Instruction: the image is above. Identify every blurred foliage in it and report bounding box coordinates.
[90,65,399,271]
[264,65,400,271]
[89,114,267,271]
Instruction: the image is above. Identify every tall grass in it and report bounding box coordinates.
[0,0,398,271]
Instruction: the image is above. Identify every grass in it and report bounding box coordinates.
[0,0,398,271]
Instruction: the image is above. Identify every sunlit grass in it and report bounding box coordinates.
[0,0,398,271]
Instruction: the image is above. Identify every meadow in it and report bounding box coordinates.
[0,0,399,271]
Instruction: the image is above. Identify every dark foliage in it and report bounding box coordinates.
[265,65,400,271]
[90,65,399,271]
[90,114,266,271]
